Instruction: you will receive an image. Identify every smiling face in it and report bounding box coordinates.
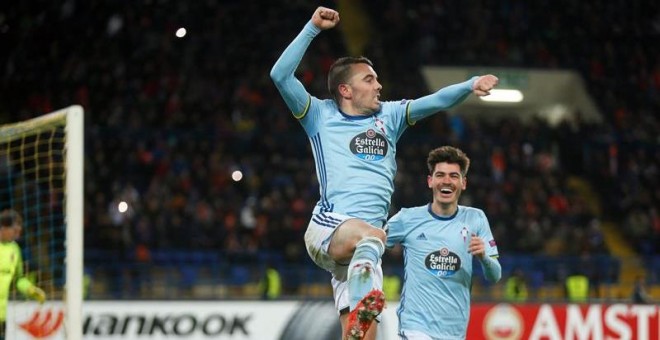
[428,162,467,210]
[339,63,382,115]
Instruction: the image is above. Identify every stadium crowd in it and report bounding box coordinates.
[0,1,658,296]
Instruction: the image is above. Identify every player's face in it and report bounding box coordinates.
[428,162,466,206]
[345,63,382,114]
[0,226,15,242]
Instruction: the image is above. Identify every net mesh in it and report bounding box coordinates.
[0,113,67,304]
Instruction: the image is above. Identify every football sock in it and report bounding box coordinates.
[347,236,385,310]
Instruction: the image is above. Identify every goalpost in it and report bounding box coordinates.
[1,105,83,339]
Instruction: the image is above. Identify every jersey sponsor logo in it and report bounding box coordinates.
[350,129,388,161]
[489,239,497,247]
[425,247,461,277]
[416,233,427,240]
[19,309,65,338]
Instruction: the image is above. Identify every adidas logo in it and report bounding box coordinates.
[416,233,427,240]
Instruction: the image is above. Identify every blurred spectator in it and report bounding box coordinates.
[382,273,402,302]
[505,268,529,302]
[259,262,282,300]
[565,270,590,303]
[632,275,652,304]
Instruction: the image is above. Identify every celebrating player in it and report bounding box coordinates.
[386,146,502,339]
[270,6,498,340]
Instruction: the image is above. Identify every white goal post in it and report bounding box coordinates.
[0,105,83,339]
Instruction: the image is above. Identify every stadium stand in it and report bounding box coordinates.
[1,1,657,300]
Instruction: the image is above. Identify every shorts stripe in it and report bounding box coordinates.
[311,213,343,228]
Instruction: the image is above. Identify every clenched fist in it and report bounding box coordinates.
[311,7,340,30]
[472,75,499,97]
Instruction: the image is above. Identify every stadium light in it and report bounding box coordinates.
[479,89,524,103]
[176,27,187,38]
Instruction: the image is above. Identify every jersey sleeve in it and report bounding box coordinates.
[270,21,319,119]
[380,100,412,142]
[477,209,499,257]
[296,97,325,136]
[385,209,407,248]
[13,243,35,295]
[15,246,24,279]
[406,77,477,124]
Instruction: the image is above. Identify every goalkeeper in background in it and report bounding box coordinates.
[0,209,46,337]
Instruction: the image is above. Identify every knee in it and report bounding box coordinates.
[361,227,386,244]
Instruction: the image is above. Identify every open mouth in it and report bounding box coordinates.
[440,188,453,194]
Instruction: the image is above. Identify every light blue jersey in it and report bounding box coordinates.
[386,204,500,339]
[298,98,409,224]
[270,21,478,226]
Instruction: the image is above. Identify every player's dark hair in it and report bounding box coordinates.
[427,146,470,177]
[0,209,22,228]
[327,56,374,102]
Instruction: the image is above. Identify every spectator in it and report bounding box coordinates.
[259,262,282,300]
[565,270,590,303]
[505,268,529,302]
[632,276,652,304]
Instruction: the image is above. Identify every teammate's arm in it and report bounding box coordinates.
[270,7,339,118]
[478,254,502,283]
[468,233,502,283]
[384,210,406,248]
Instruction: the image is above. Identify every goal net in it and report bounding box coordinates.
[1,106,83,339]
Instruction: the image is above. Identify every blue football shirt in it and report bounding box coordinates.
[270,20,479,226]
[386,204,499,339]
[298,98,409,225]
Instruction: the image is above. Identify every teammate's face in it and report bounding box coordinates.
[344,63,382,114]
[428,162,466,206]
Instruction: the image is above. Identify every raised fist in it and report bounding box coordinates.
[311,7,340,30]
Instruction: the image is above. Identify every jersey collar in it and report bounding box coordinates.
[427,203,459,221]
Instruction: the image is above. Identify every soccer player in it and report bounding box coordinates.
[386,146,502,340]
[270,7,498,340]
[0,209,46,338]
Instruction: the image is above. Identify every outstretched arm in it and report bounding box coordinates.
[270,7,340,118]
[407,75,499,124]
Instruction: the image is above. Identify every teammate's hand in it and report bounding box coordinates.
[468,234,486,259]
[29,286,46,304]
[472,75,499,96]
[312,7,340,30]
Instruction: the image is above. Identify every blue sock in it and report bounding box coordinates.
[347,237,385,310]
